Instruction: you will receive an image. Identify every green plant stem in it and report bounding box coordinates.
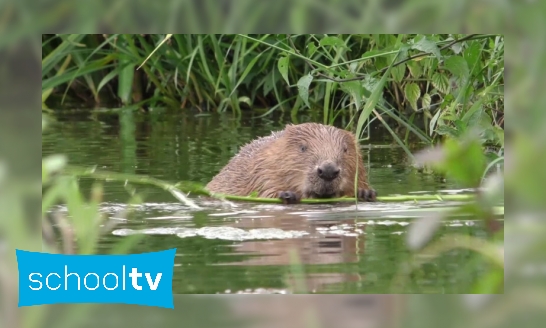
[65,166,201,209]
[65,166,479,205]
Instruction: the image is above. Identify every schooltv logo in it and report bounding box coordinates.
[16,248,176,308]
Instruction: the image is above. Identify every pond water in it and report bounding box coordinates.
[42,109,502,294]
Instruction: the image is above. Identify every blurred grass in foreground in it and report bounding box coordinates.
[0,0,541,327]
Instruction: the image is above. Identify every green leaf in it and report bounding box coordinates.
[42,55,116,91]
[411,38,442,60]
[453,120,467,134]
[319,36,346,48]
[404,83,420,111]
[391,63,406,83]
[429,105,443,135]
[278,55,290,86]
[461,99,484,124]
[422,93,432,110]
[263,70,277,95]
[493,126,504,147]
[230,53,262,97]
[297,73,313,108]
[362,75,379,95]
[355,48,402,153]
[445,55,470,82]
[341,80,363,110]
[464,41,482,76]
[97,67,123,94]
[450,41,463,54]
[407,60,422,78]
[42,34,85,78]
[117,55,135,105]
[436,125,460,138]
[238,96,252,107]
[307,43,317,57]
[432,72,450,94]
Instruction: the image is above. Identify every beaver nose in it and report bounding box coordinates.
[317,162,340,181]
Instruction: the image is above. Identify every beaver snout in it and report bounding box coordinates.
[317,162,340,181]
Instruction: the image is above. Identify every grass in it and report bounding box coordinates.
[42,34,504,158]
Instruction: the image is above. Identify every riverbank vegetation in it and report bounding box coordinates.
[42,34,503,149]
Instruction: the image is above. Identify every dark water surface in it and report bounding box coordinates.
[43,110,500,294]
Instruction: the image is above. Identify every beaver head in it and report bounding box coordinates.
[274,123,366,199]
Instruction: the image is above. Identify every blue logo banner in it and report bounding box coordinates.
[16,248,176,308]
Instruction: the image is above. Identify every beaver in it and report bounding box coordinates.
[206,123,377,204]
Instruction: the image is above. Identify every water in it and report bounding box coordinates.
[42,110,501,294]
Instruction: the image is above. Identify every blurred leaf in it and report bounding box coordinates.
[110,234,146,255]
[404,83,420,111]
[406,212,443,251]
[410,37,442,60]
[0,162,6,186]
[42,181,64,215]
[297,73,313,108]
[481,172,504,208]
[415,134,487,188]
[471,267,504,293]
[432,72,450,94]
[442,137,487,187]
[278,55,290,86]
[42,154,68,179]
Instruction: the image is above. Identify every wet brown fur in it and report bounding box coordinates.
[206,123,376,203]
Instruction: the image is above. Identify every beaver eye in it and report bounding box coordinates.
[300,145,307,152]
[343,146,348,153]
